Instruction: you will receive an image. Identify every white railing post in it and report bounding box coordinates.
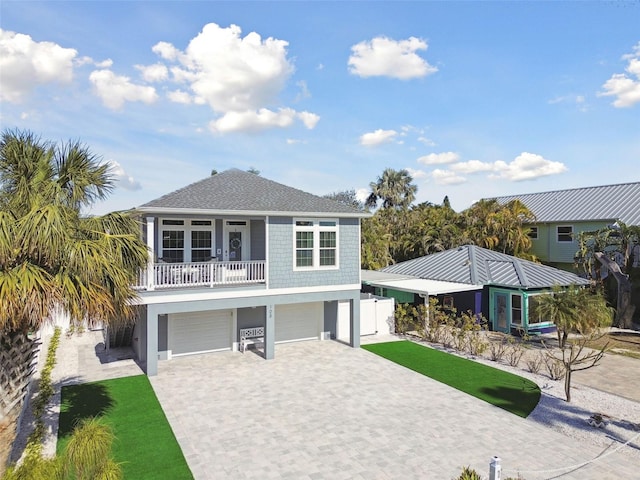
[489,456,501,480]
[146,217,155,291]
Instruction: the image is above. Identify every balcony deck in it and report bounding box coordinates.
[135,260,266,291]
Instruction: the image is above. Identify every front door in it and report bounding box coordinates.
[494,292,509,332]
[224,221,249,261]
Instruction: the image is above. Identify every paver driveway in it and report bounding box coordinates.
[149,340,638,480]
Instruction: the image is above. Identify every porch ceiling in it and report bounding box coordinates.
[361,270,480,296]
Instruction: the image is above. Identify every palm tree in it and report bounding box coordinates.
[365,168,417,210]
[0,130,148,431]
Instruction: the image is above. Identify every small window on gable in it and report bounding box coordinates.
[528,226,538,239]
[557,225,573,242]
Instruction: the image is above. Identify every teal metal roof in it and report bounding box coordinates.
[492,182,640,225]
[381,245,589,289]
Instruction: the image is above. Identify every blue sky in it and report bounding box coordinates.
[1,1,639,214]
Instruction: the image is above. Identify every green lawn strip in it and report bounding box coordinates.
[58,375,193,480]
[362,341,540,418]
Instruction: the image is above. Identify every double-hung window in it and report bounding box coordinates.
[294,219,338,269]
[191,220,212,262]
[160,219,214,263]
[162,220,185,262]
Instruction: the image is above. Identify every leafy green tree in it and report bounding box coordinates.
[323,189,365,211]
[0,130,148,427]
[365,168,417,210]
[462,199,535,258]
[535,285,613,402]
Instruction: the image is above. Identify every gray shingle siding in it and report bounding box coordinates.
[268,217,360,289]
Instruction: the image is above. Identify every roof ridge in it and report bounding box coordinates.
[491,181,640,200]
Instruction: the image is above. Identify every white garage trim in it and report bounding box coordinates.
[168,309,233,357]
[275,303,322,343]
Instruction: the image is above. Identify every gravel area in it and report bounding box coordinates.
[414,337,640,463]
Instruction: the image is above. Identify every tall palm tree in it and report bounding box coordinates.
[365,168,417,210]
[0,130,148,429]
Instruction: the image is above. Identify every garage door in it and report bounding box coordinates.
[168,310,232,356]
[275,303,321,343]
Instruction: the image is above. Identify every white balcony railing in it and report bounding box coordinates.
[135,260,266,291]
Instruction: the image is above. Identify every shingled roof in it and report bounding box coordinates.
[138,169,368,217]
[492,182,640,225]
[381,245,589,289]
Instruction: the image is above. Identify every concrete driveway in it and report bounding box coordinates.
[148,339,638,480]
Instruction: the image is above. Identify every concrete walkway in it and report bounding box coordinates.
[14,331,639,479]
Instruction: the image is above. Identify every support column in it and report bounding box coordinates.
[145,306,159,376]
[350,296,360,348]
[146,216,156,291]
[265,304,275,360]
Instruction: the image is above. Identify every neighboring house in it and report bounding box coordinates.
[363,245,589,334]
[130,169,369,375]
[491,182,640,271]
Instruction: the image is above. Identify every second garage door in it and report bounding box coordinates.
[275,303,322,343]
[168,310,233,356]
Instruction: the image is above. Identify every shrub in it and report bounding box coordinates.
[489,335,508,361]
[525,351,544,374]
[543,353,566,380]
[505,337,525,367]
[453,466,482,480]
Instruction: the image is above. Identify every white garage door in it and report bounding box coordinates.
[168,310,232,356]
[275,303,321,343]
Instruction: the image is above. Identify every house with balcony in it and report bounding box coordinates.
[130,169,369,375]
[491,182,640,271]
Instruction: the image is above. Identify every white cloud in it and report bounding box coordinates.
[417,136,436,146]
[155,23,294,113]
[599,42,640,107]
[135,62,168,82]
[295,80,311,101]
[89,69,158,110]
[359,129,398,147]
[167,89,193,104]
[355,188,369,204]
[348,36,438,79]
[450,160,496,174]
[209,108,298,133]
[0,29,77,103]
[108,160,141,191]
[490,152,567,181]
[431,169,466,185]
[95,58,114,68]
[297,111,320,129]
[149,23,316,133]
[152,41,180,61]
[405,167,428,179]
[417,151,459,165]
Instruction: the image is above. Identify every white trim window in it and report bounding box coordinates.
[294,219,338,269]
[557,225,573,243]
[528,226,538,240]
[161,220,185,263]
[160,219,214,263]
